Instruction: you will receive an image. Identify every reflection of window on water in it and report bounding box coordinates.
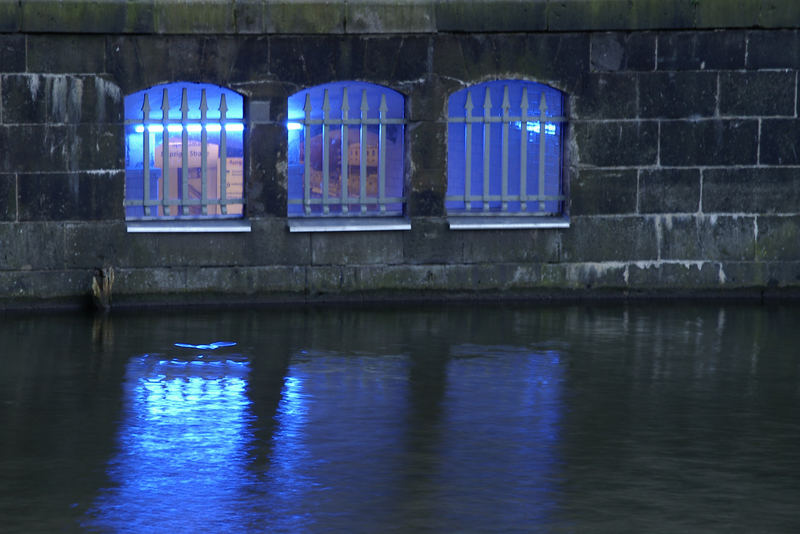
[287,82,405,217]
[85,354,257,532]
[124,82,245,219]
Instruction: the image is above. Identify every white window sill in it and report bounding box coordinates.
[126,219,252,233]
[447,216,570,230]
[288,217,411,233]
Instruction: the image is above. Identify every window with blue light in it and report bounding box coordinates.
[287,82,405,217]
[446,80,566,218]
[124,82,245,220]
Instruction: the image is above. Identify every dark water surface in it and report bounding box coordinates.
[1,303,799,533]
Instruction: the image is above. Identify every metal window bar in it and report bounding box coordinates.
[290,87,405,216]
[124,87,245,219]
[447,85,567,216]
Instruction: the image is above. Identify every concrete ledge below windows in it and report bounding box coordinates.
[126,219,252,233]
[288,217,411,233]
[447,216,570,230]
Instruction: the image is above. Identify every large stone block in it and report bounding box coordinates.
[311,231,405,265]
[75,171,125,221]
[122,231,254,268]
[639,168,700,213]
[154,0,235,34]
[404,76,459,123]
[432,33,590,93]
[747,30,800,69]
[17,173,80,221]
[756,215,800,261]
[657,214,756,261]
[572,120,658,167]
[765,261,800,289]
[0,75,85,125]
[760,119,800,165]
[590,32,656,72]
[657,30,746,70]
[0,269,92,302]
[347,0,435,33]
[0,222,67,270]
[0,35,25,72]
[80,76,124,124]
[719,71,795,117]
[718,261,767,288]
[548,0,694,31]
[247,123,286,218]
[76,124,125,171]
[265,1,346,34]
[0,174,14,221]
[660,120,758,167]
[269,36,366,86]
[229,37,271,82]
[435,0,547,32]
[627,261,721,289]
[1,125,70,173]
[572,73,638,119]
[246,218,311,266]
[27,35,106,74]
[181,265,306,295]
[560,215,658,262]
[21,0,133,33]
[703,168,800,214]
[460,227,562,264]
[759,1,800,29]
[408,187,445,217]
[363,36,430,84]
[114,267,187,296]
[695,0,760,28]
[571,168,637,215]
[408,121,446,173]
[402,217,462,264]
[639,71,716,119]
[63,221,127,269]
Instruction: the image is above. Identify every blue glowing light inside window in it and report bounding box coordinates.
[446,80,564,215]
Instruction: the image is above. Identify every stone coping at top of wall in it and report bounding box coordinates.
[2,0,800,35]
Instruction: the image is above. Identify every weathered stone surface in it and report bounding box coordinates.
[0,35,25,72]
[571,169,637,215]
[572,120,658,167]
[747,30,800,69]
[270,36,365,86]
[403,76,460,123]
[695,0,761,28]
[660,120,758,166]
[759,1,800,29]
[572,73,637,119]
[657,214,756,261]
[0,175,14,221]
[628,261,720,289]
[154,0,235,34]
[0,222,66,270]
[0,270,92,302]
[247,219,311,266]
[403,217,462,264]
[561,216,658,262]
[27,35,105,74]
[311,231,405,265]
[461,227,561,264]
[81,76,123,124]
[266,1,346,34]
[17,173,82,221]
[639,168,700,213]
[760,120,800,165]
[718,261,767,288]
[248,124,286,218]
[347,0,435,33]
[590,32,656,72]
[408,187,445,217]
[639,71,716,119]
[719,71,796,117]
[0,75,88,125]
[765,261,800,289]
[432,33,590,93]
[704,168,800,214]
[63,221,127,269]
[363,36,430,84]
[548,0,694,31]
[435,0,547,32]
[657,30,746,70]
[756,215,800,261]
[408,121,446,173]
[76,124,124,171]
[21,0,131,33]
[0,125,70,173]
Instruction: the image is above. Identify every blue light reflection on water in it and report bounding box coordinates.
[84,354,259,533]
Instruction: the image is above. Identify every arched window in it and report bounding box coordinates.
[287,82,405,221]
[124,82,245,222]
[446,80,566,227]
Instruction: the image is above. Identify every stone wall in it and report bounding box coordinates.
[1,0,800,309]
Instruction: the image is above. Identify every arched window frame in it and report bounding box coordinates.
[286,81,409,232]
[446,80,568,230]
[123,82,249,233]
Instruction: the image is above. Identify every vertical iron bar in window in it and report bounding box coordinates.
[142,94,151,217]
[340,87,349,214]
[181,88,190,215]
[161,88,171,216]
[322,89,330,215]
[501,85,510,212]
[219,93,228,215]
[359,90,368,214]
[303,93,312,215]
[200,89,209,216]
[538,93,548,212]
[464,92,473,209]
[378,94,387,213]
[482,87,492,212]
[520,88,529,212]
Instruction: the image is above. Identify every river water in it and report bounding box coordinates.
[1,303,798,533]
